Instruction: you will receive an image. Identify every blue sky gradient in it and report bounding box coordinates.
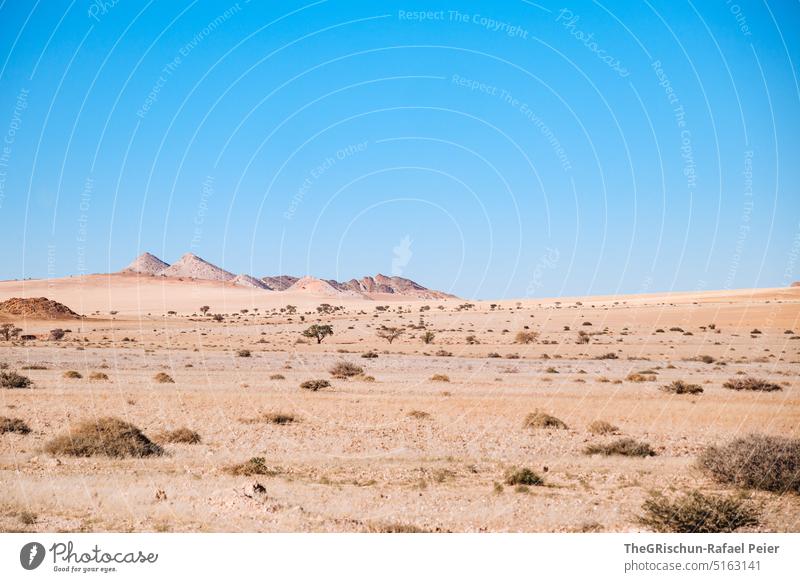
[0,0,798,299]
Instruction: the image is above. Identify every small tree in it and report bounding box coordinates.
[200,305,210,316]
[0,323,21,341]
[421,331,435,344]
[377,326,405,344]
[49,328,66,341]
[302,324,333,344]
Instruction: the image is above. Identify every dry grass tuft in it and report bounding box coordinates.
[524,410,567,430]
[329,361,364,379]
[63,370,82,379]
[626,372,656,382]
[587,420,619,435]
[44,417,163,458]
[300,379,330,391]
[88,372,109,382]
[722,377,781,392]
[153,372,174,384]
[154,428,201,444]
[242,412,297,425]
[638,490,759,533]
[225,457,280,476]
[0,416,31,434]
[269,374,285,380]
[367,522,430,533]
[698,434,800,493]
[407,410,431,420]
[514,331,538,344]
[430,374,450,382]
[504,467,544,486]
[584,438,655,457]
[661,380,703,395]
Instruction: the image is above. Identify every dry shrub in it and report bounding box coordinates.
[269,374,285,380]
[515,331,538,344]
[89,372,109,382]
[596,352,617,360]
[329,361,363,379]
[524,410,567,430]
[626,372,656,383]
[638,490,759,533]
[723,377,781,392]
[661,380,703,395]
[44,417,163,458]
[367,522,429,533]
[154,428,201,444]
[430,374,450,382]
[153,372,174,384]
[300,379,330,391]
[1,371,32,389]
[698,434,800,493]
[63,370,82,379]
[237,349,251,358]
[0,416,31,434]
[584,438,655,457]
[225,456,279,476]
[361,351,379,359]
[587,420,619,435]
[408,410,430,420]
[505,468,544,486]
[242,412,297,425]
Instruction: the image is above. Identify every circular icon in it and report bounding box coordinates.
[20,542,46,570]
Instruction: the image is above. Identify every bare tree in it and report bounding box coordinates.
[377,326,405,344]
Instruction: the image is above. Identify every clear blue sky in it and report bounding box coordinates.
[0,0,798,299]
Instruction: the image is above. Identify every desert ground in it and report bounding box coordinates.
[1,274,798,532]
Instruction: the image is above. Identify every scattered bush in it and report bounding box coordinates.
[515,331,538,344]
[584,438,655,457]
[1,371,32,389]
[587,420,619,435]
[408,410,430,419]
[329,361,364,379]
[89,372,109,382]
[63,370,82,379]
[49,328,66,341]
[44,417,163,458]
[0,416,31,434]
[661,380,703,395]
[361,351,379,359]
[723,377,781,392]
[225,457,279,476]
[638,490,759,533]
[237,349,251,358]
[155,428,201,444]
[269,374,285,380]
[698,434,800,493]
[421,331,435,344]
[524,411,567,430]
[626,372,656,382]
[430,374,450,382]
[300,379,330,391]
[505,468,544,486]
[153,372,174,384]
[596,352,618,360]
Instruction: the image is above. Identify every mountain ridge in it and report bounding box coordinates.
[118,252,454,299]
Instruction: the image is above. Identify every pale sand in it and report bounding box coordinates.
[0,275,798,532]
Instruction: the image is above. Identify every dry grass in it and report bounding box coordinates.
[587,420,619,435]
[698,434,800,493]
[514,331,538,344]
[626,372,656,383]
[242,412,297,425]
[154,428,201,444]
[638,490,759,533]
[0,416,31,434]
[269,374,285,380]
[505,468,544,486]
[300,379,330,391]
[524,410,567,430]
[661,380,703,395]
[44,417,163,458]
[63,370,82,379]
[329,361,364,379]
[584,438,655,457]
[367,522,429,533]
[430,374,450,382]
[407,410,431,419]
[89,372,109,381]
[153,372,174,384]
[225,457,280,476]
[723,377,781,392]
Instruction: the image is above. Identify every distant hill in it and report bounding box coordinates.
[116,252,453,299]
